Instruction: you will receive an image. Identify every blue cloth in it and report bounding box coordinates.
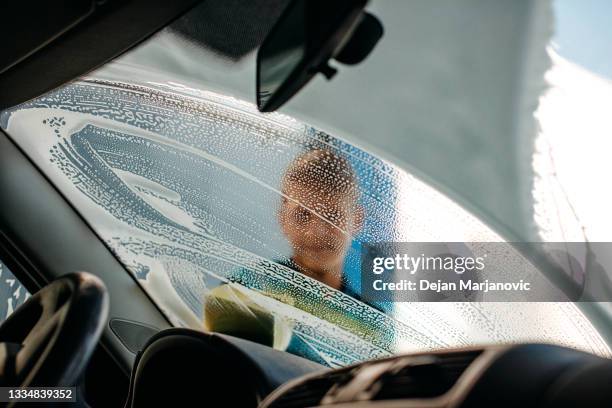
[342,240,392,313]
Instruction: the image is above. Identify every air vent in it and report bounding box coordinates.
[269,369,354,408]
[264,350,482,407]
[374,350,482,400]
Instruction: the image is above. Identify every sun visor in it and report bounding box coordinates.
[0,0,203,111]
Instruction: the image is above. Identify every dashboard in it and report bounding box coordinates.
[261,343,612,407]
[124,328,612,407]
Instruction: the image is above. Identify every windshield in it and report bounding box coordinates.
[1,1,611,367]
[2,77,608,366]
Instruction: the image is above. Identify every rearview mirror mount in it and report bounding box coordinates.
[256,0,383,112]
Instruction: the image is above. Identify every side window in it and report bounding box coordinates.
[0,258,29,321]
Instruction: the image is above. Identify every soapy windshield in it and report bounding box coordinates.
[1,78,608,367]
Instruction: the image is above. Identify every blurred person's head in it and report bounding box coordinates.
[279,149,364,288]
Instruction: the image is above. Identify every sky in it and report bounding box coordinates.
[553,0,612,79]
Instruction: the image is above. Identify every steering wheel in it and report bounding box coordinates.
[0,272,108,387]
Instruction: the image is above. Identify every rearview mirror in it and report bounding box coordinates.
[256,0,382,112]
